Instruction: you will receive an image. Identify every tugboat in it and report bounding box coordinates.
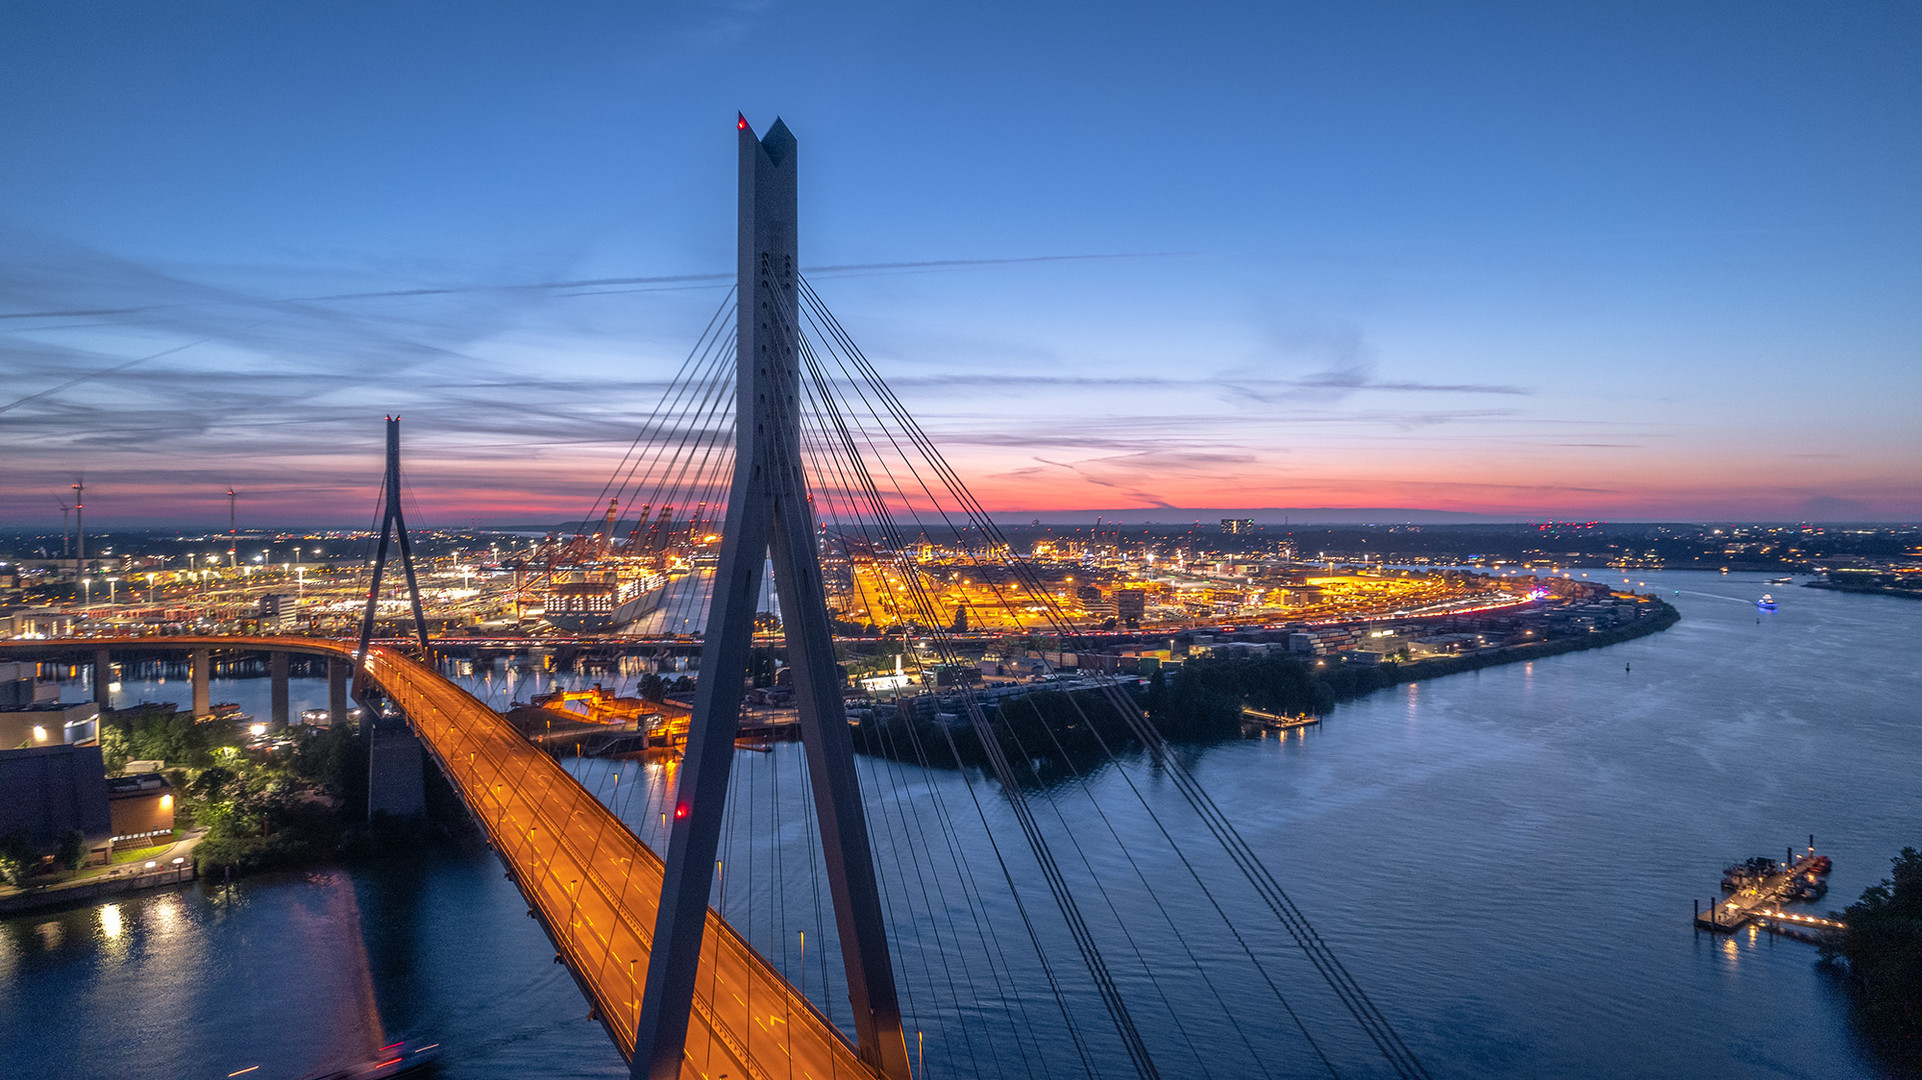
[1757,593,1777,610]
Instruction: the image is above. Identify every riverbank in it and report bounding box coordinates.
[1344,597,1682,691]
[1805,581,1922,602]
[0,830,204,917]
[1152,597,1680,738]
[856,598,1683,777]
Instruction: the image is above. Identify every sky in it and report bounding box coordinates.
[2,1,1918,528]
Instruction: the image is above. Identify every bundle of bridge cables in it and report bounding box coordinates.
[530,279,1433,1080]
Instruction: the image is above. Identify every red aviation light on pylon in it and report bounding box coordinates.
[675,804,689,819]
[737,114,748,130]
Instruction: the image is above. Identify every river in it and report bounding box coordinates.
[3,569,1917,1079]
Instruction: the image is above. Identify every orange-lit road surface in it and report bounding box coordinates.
[367,646,878,1080]
[1,637,877,1080]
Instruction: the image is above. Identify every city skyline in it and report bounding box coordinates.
[4,2,1919,527]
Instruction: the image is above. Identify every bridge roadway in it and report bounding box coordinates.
[3,637,876,1080]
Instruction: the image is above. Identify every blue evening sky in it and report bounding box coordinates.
[2,2,1917,524]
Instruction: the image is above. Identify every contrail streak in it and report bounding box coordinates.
[0,253,1184,320]
[0,336,218,415]
[0,316,285,415]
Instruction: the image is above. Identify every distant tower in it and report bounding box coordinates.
[632,116,913,1080]
[71,480,84,580]
[227,488,238,569]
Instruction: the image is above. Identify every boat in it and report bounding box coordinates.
[1721,855,1781,892]
[1757,594,1777,610]
[1766,575,1794,585]
[196,702,254,725]
[542,571,670,633]
[298,1039,441,1079]
[1788,876,1828,902]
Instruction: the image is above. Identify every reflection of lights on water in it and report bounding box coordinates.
[100,904,123,939]
[150,896,182,934]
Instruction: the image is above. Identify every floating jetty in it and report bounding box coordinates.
[1240,707,1321,731]
[1694,841,1843,943]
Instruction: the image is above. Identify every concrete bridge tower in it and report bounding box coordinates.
[632,117,913,1080]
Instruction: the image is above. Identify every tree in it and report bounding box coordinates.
[56,829,88,872]
[638,673,666,703]
[748,648,778,688]
[1144,668,1168,717]
[99,725,130,774]
[0,828,37,886]
[1828,846,1922,1039]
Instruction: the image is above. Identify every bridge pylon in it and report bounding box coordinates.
[354,415,432,679]
[354,415,432,821]
[633,117,913,1080]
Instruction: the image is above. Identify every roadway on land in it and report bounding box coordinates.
[1,637,876,1080]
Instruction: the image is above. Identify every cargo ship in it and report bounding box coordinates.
[541,571,670,632]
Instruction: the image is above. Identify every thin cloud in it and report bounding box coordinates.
[0,253,1182,321]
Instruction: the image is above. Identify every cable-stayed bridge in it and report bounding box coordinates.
[11,118,1433,1080]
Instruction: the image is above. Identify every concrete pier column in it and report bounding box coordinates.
[191,649,212,718]
[269,651,290,726]
[328,658,350,729]
[367,720,426,819]
[92,648,112,708]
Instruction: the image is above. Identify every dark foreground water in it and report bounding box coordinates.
[5,570,1919,1079]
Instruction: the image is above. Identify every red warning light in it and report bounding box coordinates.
[736,115,747,130]
[674,804,689,819]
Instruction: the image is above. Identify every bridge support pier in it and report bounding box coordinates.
[92,648,111,709]
[328,658,351,729]
[367,718,427,820]
[269,652,289,726]
[191,649,211,718]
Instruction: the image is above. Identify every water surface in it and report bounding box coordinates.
[6,570,1916,1078]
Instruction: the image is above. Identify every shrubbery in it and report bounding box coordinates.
[1824,847,1922,1043]
[94,702,366,876]
[99,703,240,772]
[188,727,361,873]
